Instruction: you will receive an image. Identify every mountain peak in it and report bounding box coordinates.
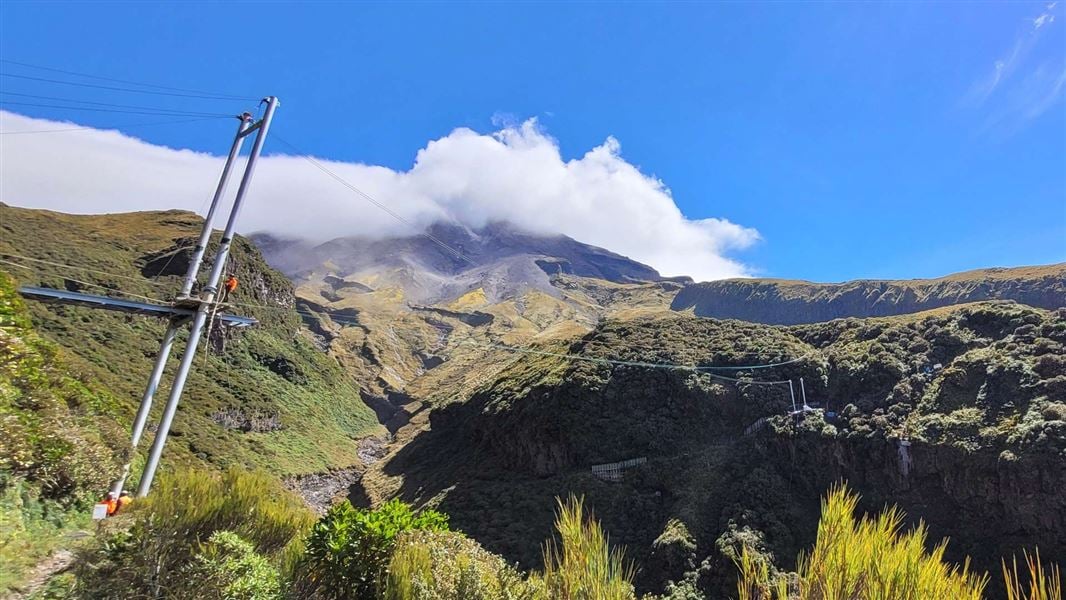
[253,220,683,305]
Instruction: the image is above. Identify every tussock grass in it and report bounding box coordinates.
[737,484,989,600]
[1003,550,1062,600]
[534,494,636,600]
[386,495,635,600]
[133,468,315,557]
[74,468,313,598]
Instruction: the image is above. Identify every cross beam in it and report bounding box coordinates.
[18,286,257,327]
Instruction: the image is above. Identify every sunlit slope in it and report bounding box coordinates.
[279,227,683,424]
[0,204,380,477]
[672,264,1066,324]
[360,302,1066,596]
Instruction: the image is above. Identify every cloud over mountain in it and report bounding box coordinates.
[0,111,758,280]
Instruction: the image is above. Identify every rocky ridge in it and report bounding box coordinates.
[672,265,1066,324]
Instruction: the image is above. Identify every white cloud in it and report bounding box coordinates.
[964,1,1065,129]
[0,111,759,281]
[1034,2,1057,29]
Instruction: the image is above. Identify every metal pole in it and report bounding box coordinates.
[109,321,180,496]
[800,377,807,409]
[137,97,279,497]
[178,113,254,299]
[201,97,279,297]
[788,380,797,413]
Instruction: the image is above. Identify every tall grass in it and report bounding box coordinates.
[737,483,988,600]
[534,494,636,600]
[73,468,313,599]
[1003,550,1062,600]
[132,467,314,558]
[385,496,633,600]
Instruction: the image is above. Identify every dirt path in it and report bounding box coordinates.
[5,549,75,600]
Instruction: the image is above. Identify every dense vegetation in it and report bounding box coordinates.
[367,302,1066,597]
[3,205,1063,598]
[672,264,1066,324]
[0,204,379,478]
[73,468,314,599]
[735,485,988,600]
[60,466,638,600]
[0,272,125,591]
[295,498,449,599]
[57,473,1065,600]
[0,205,378,595]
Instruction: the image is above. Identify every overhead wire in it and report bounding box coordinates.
[261,134,808,382]
[0,115,231,135]
[0,258,169,305]
[146,152,250,281]
[222,295,810,382]
[0,253,174,288]
[577,337,807,369]
[0,100,233,118]
[0,67,806,386]
[0,91,240,116]
[2,253,809,382]
[271,134,477,267]
[0,72,256,101]
[0,59,255,101]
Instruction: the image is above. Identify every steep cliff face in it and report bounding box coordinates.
[762,430,1066,571]
[671,264,1066,324]
[365,303,1066,597]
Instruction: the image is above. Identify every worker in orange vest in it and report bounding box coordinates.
[101,491,118,517]
[115,490,133,514]
[222,275,238,302]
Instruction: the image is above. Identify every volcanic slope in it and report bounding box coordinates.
[253,221,685,426]
[0,204,381,479]
[359,302,1066,597]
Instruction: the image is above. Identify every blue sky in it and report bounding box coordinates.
[1,1,1064,282]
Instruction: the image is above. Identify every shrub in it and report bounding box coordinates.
[296,498,449,600]
[386,530,539,600]
[0,272,122,503]
[736,483,988,600]
[0,272,125,593]
[532,495,636,600]
[186,530,283,600]
[73,468,313,599]
[1041,402,1066,423]
[645,571,705,600]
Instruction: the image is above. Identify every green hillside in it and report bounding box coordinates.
[0,271,127,591]
[364,303,1066,596]
[0,204,380,480]
[672,264,1066,324]
[3,204,1063,598]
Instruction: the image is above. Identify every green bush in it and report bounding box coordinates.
[0,271,122,503]
[186,531,283,600]
[73,468,313,599]
[387,530,539,600]
[0,271,125,593]
[643,570,705,600]
[296,498,449,600]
